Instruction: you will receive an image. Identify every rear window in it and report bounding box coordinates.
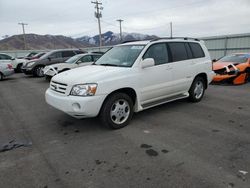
[189,43,205,58]
[219,55,248,63]
[62,51,76,57]
[168,42,188,62]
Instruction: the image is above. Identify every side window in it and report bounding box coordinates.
[143,43,169,65]
[62,51,75,58]
[0,54,12,60]
[78,55,92,63]
[75,50,84,54]
[168,42,188,62]
[92,55,101,61]
[189,43,205,58]
[50,52,62,59]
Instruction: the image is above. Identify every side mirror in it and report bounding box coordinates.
[141,58,155,69]
[212,59,217,63]
[11,57,15,60]
[48,57,51,61]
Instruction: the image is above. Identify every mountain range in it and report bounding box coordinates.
[0,31,158,50]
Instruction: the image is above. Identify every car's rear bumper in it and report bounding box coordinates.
[45,88,106,118]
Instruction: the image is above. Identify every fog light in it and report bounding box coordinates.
[72,103,81,112]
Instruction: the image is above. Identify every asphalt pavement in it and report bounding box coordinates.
[0,74,250,188]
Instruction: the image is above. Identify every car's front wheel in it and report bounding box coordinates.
[33,66,44,77]
[188,77,205,102]
[100,93,134,129]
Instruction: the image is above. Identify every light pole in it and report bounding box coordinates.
[18,22,28,50]
[117,19,124,43]
[91,0,103,47]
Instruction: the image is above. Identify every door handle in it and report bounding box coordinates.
[166,67,173,70]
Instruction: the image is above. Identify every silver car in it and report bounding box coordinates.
[0,62,15,80]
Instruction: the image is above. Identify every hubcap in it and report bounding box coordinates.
[37,67,44,77]
[194,81,204,99]
[110,99,130,125]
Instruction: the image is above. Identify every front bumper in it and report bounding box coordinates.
[22,67,33,75]
[45,88,106,118]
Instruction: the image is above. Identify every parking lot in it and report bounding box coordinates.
[0,73,249,188]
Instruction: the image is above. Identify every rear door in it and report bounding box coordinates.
[167,42,193,93]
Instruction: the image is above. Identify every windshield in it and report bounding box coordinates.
[95,45,145,67]
[65,55,82,64]
[219,54,248,63]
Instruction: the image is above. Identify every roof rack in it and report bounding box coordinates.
[150,37,200,42]
[122,40,143,44]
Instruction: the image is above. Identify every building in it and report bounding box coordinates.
[202,33,250,59]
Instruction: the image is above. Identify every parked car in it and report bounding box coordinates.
[0,53,27,73]
[213,53,250,85]
[29,52,46,60]
[46,38,214,129]
[22,49,86,77]
[23,52,38,60]
[0,62,14,81]
[43,53,102,79]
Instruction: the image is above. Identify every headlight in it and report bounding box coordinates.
[70,84,97,96]
[27,62,35,67]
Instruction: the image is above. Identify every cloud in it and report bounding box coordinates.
[0,0,249,38]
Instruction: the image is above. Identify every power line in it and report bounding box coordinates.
[91,0,103,47]
[18,22,28,50]
[116,19,124,42]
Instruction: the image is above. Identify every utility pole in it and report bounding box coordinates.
[18,22,28,50]
[91,0,103,47]
[117,19,124,43]
[170,22,173,38]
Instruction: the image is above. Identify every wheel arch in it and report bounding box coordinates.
[99,87,138,114]
[193,73,208,89]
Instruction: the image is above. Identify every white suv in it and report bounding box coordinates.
[45,38,214,129]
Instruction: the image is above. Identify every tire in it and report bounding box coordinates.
[16,64,23,73]
[188,77,205,102]
[0,73,3,81]
[100,93,134,129]
[33,66,44,77]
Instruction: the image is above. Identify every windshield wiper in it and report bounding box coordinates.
[99,63,119,67]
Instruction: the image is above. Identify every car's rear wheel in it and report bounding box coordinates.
[188,77,205,102]
[33,66,44,77]
[0,73,3,81]
[100,93,134,129]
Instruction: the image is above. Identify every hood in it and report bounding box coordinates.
[213,61,238,70]
[52,65,130,86]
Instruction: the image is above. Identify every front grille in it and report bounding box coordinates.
[50,81,68,94]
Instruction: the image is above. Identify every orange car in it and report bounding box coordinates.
[213,53,250,85]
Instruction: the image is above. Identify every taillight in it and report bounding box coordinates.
[7,64,13,69]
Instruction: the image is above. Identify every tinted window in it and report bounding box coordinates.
[0,54,12,60]
[189,43,205,58]
[78,55,92,63]
[62,51,75,57]
[92,55,101,61]
[143,43,168,65]
[75,50,85,54]
[168,42,188,62]
[219,54,247,63]
[50,52,62,59]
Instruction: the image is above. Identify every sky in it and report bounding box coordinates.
[0,0,250,38]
